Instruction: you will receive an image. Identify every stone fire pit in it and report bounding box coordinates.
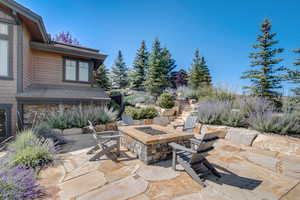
[119,125,193,164]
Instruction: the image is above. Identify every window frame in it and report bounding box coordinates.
[0,104,12,140]
[63,57,92,84]
[0,20,13,80]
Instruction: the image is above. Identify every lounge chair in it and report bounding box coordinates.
[121,114,134,126]
[169,131,221,186]
[173,115,198,132]
[87,121,121,161]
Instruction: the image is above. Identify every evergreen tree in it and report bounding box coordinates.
[145,38,176,96]
[131,40,149,90]
[111,50,129,89]
[288,48,300,96]
[241,19,284,106]
[94,64,111,90]
[189,49,212,89]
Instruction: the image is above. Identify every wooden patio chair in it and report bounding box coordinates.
[169,132,221,186]
[86,121,121,161]
[121,114,135,126]
[173,115,198,132]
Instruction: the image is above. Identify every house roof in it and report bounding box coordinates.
[16,84,111,103]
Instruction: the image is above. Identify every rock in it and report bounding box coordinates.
[39,163,65,186]
[252,134,300,157]
[278,155,300,179]
[95,124,106,132]
[62,128,83,136]
[143,119,153,125]
[105,122,118,131]
[58,171,107,199]
[225,127,258,146]
[281,181,300,200]
[137,165,180,181]
[153,116,170,126]
[161,108,176,117]
[77,175,148,200]
[172,192,203,200]
[52,129,62,134]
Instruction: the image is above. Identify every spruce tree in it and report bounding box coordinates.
[145,38,176,96]
[189,49,212,89]
[289,48,300,96]
[111,50,129,89]
[131,40,149,90]
[94,64,111,90]
[241,19,284,106]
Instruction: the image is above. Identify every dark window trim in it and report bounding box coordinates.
[0,21,13,80]
[63,57,92,84]
[0,104,12,139]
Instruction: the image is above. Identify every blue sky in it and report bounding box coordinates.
[17,0,300,94]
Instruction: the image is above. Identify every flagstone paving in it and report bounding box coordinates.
[39,138,300,200]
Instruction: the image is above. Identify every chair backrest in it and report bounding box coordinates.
[88,121,98,141]
[183,115,198,130]
[121,114,134,125]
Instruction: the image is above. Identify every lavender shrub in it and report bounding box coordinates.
[0,165,44,200]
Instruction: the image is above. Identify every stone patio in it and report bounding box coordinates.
[38,134,300,200]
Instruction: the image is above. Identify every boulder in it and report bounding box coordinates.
[62,128,83,136]
[252,134,300,157]
[95,125,106,132]
[225,127,258,146]
[105,123,118,131]
[153,116,169,126]
[161,108,176,117]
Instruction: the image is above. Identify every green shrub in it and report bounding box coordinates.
[45,106,117,129]
[124,93,155,106]
[8,130,55,169]
[124,106,158,120]
[220,110,246,127]
[157,93,175,109]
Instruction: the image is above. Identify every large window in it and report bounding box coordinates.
[0,22,10,79]
[64,58,91,83]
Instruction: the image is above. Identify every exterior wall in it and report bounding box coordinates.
[31,50,93,87]
[22,23,33,89]
[23,103,106,127]
[0,9,18,136]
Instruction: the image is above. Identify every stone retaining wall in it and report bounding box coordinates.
[196,123,300,157]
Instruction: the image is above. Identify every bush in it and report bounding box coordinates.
[0,165,45,200]
[124,93,155,106]
[157,93,175,109]
[124,106,158,120]
[7,130,55,169]
[45,106,117,129]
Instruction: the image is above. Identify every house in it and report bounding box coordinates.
[0,0,110,141]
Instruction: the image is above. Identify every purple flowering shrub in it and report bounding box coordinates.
[0,165,44,200]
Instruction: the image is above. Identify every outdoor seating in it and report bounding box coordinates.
[87,121,121,161]
[169,131,221,186]
[173,115,198,132]
[121,114,134,126]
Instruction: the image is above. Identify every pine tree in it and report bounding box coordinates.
[131,40,149,90]
[94,64,111,90]
[189,49,212,89]
[288,48,300,96]
[111,50,129,89]
[145,38,176,96]
[241,19,284,106]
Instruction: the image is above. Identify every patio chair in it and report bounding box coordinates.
[173,115,198,132]
[121,114,134,126]
[86,121,121,161]
[169,131,221,186]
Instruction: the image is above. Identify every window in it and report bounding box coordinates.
[0,104,11,139]
[0,22,10,78]
[64,58,91,83]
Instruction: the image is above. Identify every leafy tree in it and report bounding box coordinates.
[241,19,284,107]
[53,31,79,45]
[111,50,129,89]
[189,49,212,89]
[94,64,111,90]
[170,69,188,88]
[145,38,176,96]
[131,40,149,90]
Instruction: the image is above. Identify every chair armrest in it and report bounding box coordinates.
[190,138,202,145]
[169,142,196,154]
